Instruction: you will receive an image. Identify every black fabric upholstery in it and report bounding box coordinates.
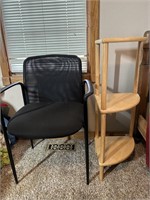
[8,102,83,139]
[23,55,83,103]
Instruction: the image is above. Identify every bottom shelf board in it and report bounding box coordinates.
[95,136,135,167]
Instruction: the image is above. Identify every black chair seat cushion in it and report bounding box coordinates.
[8,102,84,139]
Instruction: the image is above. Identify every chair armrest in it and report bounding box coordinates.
[83,79,94,102]
[0,82,27,105]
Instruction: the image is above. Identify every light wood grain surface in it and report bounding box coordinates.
[95,37,147,44]
[95,136,135,166]
[95,93,140,113]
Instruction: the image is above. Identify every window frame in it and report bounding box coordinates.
[0,0,99,85]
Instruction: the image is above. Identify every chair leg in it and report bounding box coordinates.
[3,131,18,184]
[67,136,71,140]
[100,166,104,181]
[84,127,89,185]
[30,139,34,149]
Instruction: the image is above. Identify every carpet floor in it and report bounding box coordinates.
[0,138,150,200]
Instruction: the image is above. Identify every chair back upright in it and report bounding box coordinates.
[23,55,83,104]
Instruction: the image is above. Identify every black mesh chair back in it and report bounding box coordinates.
[24,55,83,103]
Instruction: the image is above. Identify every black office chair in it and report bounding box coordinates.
[1,55,93,185]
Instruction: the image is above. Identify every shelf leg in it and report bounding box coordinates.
[95,103,100,138]
[95,103,100,154]
[99,113,106,181]
[100,166,104,181]
[129,107,136,137]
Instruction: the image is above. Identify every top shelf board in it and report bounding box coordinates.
[95,37,147,44]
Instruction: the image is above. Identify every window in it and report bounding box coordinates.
[2,0,87,72]
[0,0,99,85]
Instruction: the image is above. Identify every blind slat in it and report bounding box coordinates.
[2,0,87,73]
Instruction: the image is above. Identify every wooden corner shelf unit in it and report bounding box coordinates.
[94,36,147,181]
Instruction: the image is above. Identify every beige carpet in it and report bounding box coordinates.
[0,138,150,200]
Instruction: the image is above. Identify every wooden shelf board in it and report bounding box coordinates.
[95,93,140,113]
[95,37,147,44]
[95,136,135,166]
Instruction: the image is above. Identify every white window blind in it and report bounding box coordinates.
[1,0,87,73]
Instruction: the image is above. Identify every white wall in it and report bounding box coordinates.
[101,0,149,37]
[0,66,24,117]
[100,0,149,92]
[148,1,150,27]
[1,85,24,117]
